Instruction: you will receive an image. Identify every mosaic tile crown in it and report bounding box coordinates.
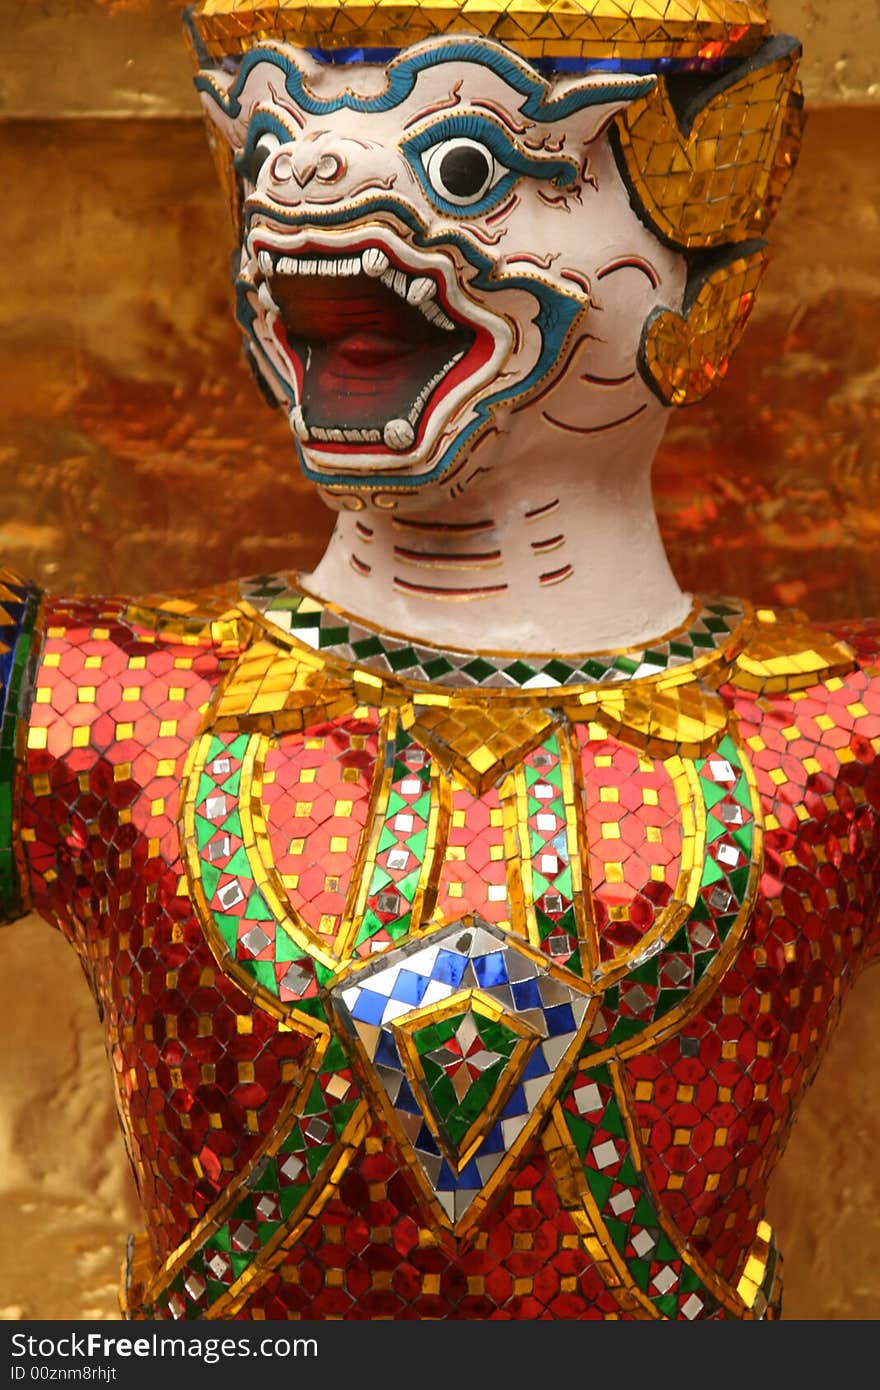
[187,0,772,62]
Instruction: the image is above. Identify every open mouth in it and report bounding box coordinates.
[249,237,500,463]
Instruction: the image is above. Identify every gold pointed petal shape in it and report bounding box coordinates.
[730,611,856,694]
[614,37,803,249]
[213,639,358,731]
[402,699,556,794]
[640,244,769,407]
[572,680,728,757]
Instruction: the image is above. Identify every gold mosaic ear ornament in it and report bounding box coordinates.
[638,242,769,407]
[612,35,804,250]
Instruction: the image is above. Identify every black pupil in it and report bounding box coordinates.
[438,144,491,198]
[251,140,274,180]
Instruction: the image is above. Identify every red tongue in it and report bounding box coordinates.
[333,333,413,367]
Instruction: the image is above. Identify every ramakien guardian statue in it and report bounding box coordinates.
[3,0,878,1319]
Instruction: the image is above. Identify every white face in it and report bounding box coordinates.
[200,38,686,504]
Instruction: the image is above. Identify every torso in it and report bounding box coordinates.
[20,579,880,1319]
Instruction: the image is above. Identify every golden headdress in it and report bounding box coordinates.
[187,0,772,63]
[186,0,803,407]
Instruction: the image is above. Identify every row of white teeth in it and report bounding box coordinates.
[254,246,456,331]
[287,350,464,453]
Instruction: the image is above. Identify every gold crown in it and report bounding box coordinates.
[187,0,772,62]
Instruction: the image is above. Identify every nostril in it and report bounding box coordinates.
[315,151,346,184]
[269,150,296,183]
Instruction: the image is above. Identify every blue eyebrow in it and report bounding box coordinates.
[195,37,655,126]
[401,112,578,216]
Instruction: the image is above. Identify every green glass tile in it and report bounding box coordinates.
[585,1169,613,1207]
[331,1099,360,1135]
[251,1158,278,1192]
[248,960,278,991]
[352,635,384,659]
[604,1215,628,1253]
[200,861,221,899]
[406,826,428,859]
[207,1224,231,1252]
[224,844,252,878]
[700,856,724,887]
[421,657,455,680]
[543,659,576,683]
[279,1184,308,1218]
[305,1145,332,1179]
[583,659,612,680]
[274,931,307,963]
[630,958,659,987]
[244,886,271,920]
[564,1111,598,1168]
[213,912,239,954]
[503,660,537,684]
[387,646,421,672]
[461,657,496,682]
[630,1257,651,1291]
[729,865,751,897]
[289,610,321,630]
[680,1264,702,1293]
[611,655,640,675]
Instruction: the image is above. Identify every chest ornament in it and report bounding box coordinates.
[150,597,853,1320]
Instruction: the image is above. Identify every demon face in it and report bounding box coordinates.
[199,38,686,501]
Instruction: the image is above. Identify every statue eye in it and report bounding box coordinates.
[422,137,501,206]
[248,131,282,183]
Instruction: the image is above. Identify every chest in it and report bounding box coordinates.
[183,709,759,1051]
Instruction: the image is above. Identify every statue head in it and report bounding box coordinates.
[187,1,803,511]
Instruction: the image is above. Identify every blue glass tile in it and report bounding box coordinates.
[374,1030,401,1070]
[511,977,541,1011]
[473,951,509,988]
[351,989,386,1025]
[522,1048,550,1082]
[433,949,467,987]
[414,1119,440,1151]
[544,1002,576,1038]
[502,1085,529,1119]
[391,968,429,1006]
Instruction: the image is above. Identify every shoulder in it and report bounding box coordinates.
[0,570,42,921]
[23,577,261,782]
[718,605,879,706]
[718,604,880,811]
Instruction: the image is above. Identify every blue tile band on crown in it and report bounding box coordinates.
[304,46,736,74]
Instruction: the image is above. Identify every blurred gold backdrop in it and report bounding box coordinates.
[1,1,879,1321]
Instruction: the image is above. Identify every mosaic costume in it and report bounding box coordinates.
[2,570,879,1319]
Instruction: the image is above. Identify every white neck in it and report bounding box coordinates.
[303,408,689,654]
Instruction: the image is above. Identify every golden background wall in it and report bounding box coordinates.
[1,1,879,1320]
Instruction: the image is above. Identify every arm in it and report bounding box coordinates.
[0,568,41,923]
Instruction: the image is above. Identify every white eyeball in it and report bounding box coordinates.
[422,138,500,206]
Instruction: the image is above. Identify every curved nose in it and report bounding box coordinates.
[261,133,395,206]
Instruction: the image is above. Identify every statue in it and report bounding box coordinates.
[2,0,877,1320]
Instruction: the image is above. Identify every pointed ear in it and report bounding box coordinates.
[538,72,658,145]
[194,69,245,233]
[196,67,243,150]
